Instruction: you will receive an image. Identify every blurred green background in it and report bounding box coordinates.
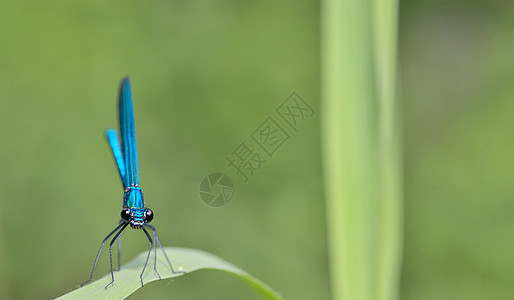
[0,1,512,299]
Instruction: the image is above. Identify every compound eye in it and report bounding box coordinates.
[145,209,154,222]
[121,208,131,221]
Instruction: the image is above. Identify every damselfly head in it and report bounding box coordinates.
[121,207,154,229]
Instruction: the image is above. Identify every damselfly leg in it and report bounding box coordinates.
[141,227,156,287]
[145,224,186,276]
[81,222,127,287]
[105,222,130,289]
[116,234,122,271]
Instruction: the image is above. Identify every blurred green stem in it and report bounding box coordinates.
[321,0,401,299]
[374,0,402,300]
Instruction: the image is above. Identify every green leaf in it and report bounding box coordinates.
[57,247,283,300]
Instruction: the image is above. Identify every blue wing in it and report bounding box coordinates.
[106,129,126,188]
[118,77,140,187]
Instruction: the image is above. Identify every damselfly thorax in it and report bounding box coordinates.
[121,185,153,229]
